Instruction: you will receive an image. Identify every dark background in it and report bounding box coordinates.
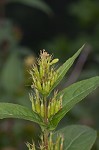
[0,0,99,149]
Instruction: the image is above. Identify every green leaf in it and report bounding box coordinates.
[54,125,97,150]
[48,76,99,130]
[7,0,52,15]
[0,103,44,126]
[1,52,23,94]
[50,44,85,92]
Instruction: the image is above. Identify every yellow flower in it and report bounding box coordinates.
[30,50,59,96]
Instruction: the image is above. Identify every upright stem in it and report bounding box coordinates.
[44,96,48,150]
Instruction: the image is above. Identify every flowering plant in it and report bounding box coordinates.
[0,45,99,150]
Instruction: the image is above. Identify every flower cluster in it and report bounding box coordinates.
[29,90,62,119]
[29,89,44,117]
[29,50,59,95]
[26,133,64,150]
[28,50,64,150]
[47,91,62,119]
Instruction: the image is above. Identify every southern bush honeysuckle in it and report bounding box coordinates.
[0,45,98,150]
[29,50,59,96]
[28,50,64,149]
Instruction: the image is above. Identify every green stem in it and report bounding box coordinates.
[44,96,48,150]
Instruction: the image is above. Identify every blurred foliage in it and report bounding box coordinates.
[0,0,99,149]
[0,21,38,149]
[69,0,99,26]
[7,0,52,15]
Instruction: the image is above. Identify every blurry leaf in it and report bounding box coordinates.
[1,52,23,94]
[0,103,44,125]
[96,137,99,150]
[48,76,99,130]
[49,44,85,93]
[0,21,17,46]
[54,125,97,150]
[69,0,99,24]
[7,0,52,15]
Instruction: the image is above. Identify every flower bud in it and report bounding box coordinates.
[48,103,51,118]
[26,142,36,150]
[50,77,55,87]
[33,65,39,78]
[55,101,60,114]
[32,100,35,112]
[29,94,35,112]
[37,80,42,91]
[42,82,46,91]
[60,136,64,150]
[50,58,59,65]
[40,65,44,78]
[40,101,44,117]
[50,100,54,116]
[46,81,50,93]
[35,100,40,114]
[27,133,64,150]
